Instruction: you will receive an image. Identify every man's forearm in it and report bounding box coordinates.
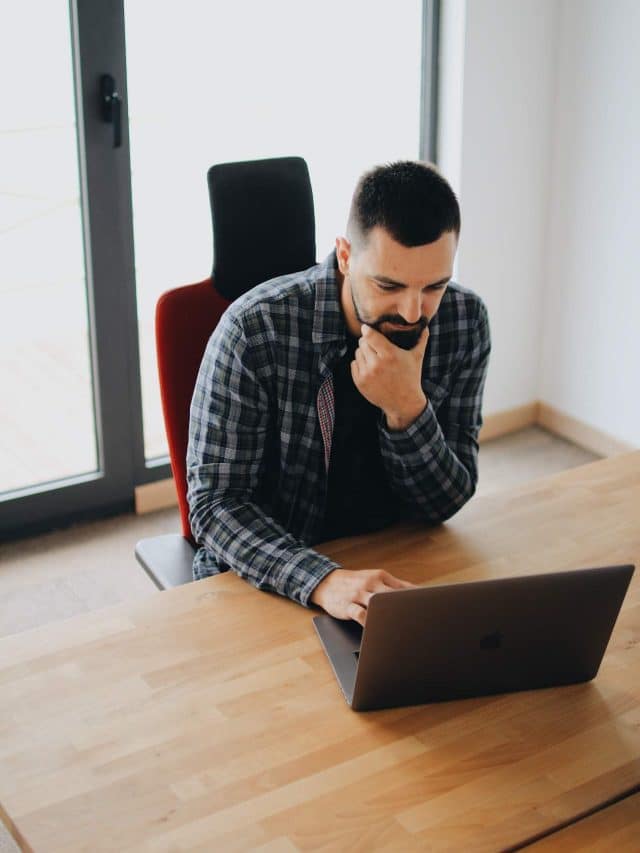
[379,402,478,524]
[189,492,339,606]
[384,393,428,432]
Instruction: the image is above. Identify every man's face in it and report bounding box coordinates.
[336,226,457,350]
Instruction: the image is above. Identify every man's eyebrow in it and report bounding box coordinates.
[370,274,451,289]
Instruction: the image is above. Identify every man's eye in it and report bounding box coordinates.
[376,283,397,292]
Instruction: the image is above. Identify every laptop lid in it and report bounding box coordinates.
[313,564,634,712]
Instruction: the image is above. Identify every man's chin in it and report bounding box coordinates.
[382,329,422,351]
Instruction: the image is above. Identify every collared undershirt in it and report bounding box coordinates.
[321,336,402,541]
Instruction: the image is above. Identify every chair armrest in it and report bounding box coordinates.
[135,534,196,590]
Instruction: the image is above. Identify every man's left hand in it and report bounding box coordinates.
[351,323,429,431]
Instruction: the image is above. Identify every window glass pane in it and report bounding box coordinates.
[125,0,423,460]
[0,2,97,495]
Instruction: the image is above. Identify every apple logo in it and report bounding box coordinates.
[480,630,503,649]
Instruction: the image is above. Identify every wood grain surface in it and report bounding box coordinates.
[0,452,638,852]
[525,790,640,851]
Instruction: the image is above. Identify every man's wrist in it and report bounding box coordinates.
[384,395,428,431]
[309,567,337,607]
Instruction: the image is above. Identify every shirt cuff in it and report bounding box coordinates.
[272,549,341,608]
[379,397,443,450]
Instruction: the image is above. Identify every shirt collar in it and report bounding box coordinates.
[312,250,348,346]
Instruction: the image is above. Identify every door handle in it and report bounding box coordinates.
[99,74,122,148]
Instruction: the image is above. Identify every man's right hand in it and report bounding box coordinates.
[310,568,416,626]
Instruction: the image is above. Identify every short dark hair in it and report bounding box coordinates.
[347,160,461,248]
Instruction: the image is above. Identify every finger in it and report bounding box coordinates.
[380,572,416,589]
[363,576,400,594]
[347,601,367,627]
[359,327,380,358]
[414,324,430,355]
[359,584,399,607]
[355,588,375,609]
[355,584,394,608]
[356,338,377,365]
[361,324,391,355]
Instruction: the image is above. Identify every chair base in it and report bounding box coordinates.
[135,534,195,590]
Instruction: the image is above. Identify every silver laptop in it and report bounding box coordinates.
[313,564,634,711]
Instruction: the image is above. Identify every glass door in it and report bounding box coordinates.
[0,0,144,538]
[1,2,97,494]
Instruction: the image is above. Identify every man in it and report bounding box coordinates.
[187,161,491,626]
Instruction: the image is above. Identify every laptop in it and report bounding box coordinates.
[313,563,634,711]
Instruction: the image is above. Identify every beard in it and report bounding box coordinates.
[351,290,429,351]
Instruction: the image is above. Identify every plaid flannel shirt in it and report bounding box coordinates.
[187,251,491,606]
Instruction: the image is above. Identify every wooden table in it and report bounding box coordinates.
[1,452,639,852]
[525,791,640,850]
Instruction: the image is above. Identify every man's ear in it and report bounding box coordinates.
[335,236,351,276]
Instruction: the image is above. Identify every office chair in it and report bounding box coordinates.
[135,156,317,589]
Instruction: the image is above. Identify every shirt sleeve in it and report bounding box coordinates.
[377,298,491,524]
[187,311,338,606]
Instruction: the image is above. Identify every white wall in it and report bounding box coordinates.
[539,0,640,448]
[439,0,559,416]
[442,0,640,449]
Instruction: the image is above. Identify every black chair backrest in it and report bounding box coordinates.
[208,156,316,301]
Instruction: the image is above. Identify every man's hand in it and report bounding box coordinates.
[310,568,416,626]
[351,324,429,431]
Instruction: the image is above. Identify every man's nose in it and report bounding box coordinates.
[399,292,423,325]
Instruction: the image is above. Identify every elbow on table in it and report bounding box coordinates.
[417,473,478,526]
[187,489,226,547]
[187,486,258,551]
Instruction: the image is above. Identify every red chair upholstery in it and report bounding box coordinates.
[135,156,316,589]
[155,279,230,541]
[135,280,230,588]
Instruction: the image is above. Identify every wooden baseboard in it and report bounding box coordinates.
[479,403,539,443]
[134,402,636,515]
[537,402,636,458]
[134,478,178,515]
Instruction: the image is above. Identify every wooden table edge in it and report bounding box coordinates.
[510,783,640,851]
[0,798,34,853]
